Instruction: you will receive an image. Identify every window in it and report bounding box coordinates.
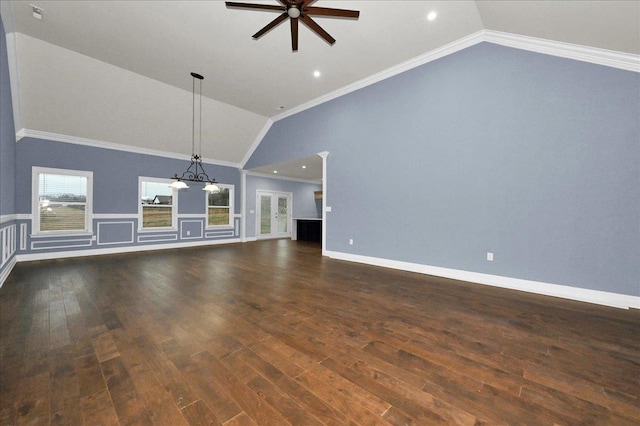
[32,167,93,235]
[139,178,177,230]
[207,185,234,228]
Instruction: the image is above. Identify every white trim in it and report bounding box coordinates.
[205,230,235,238]
[318,151,328,256]
[15,237,241,263]
[30,232,92,239]
[5,32,23,133]
[96,221,135,246]
[240,119,274,168]
[1,224,16,267]
[269,30,638,125]
[16,129,240,168]
[246,171,322,185]
[31,237,93,251]
[205,183,235,229]
[180,219,204,240]
[138,234,178,243]
[16,214,30,220]
[31,166,94,236]
[244,237,257,242]
[484,30,640,73]
[0,215,17,225]
[139,176,178,231]
[233,213,242,218]
[241,170,247,242]
[19,223,27,250]
[179,214,207,219]
[255,190,293,240]
[325,250,640,310]
[93,213,136,219]
[273,31,485,122]
[0,257,17,289]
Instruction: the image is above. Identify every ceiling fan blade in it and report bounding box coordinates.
[304,6,359,19]
[291,17,299,51]
[225,2,284,12]
[299,15,335,45]
[253,12,289,39]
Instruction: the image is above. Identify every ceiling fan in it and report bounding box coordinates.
[225,1,360,51]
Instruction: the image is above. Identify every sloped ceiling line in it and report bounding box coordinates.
[238,29,640,169]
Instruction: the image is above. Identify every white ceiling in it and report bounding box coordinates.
[2,1,639,178]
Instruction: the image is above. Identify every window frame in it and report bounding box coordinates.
[31,166,94,236]
[205,184,234,229]
[138,177,178,232]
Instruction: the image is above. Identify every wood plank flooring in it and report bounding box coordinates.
[1,239,638,425]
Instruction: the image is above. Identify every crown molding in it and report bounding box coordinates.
[270,30,638,126]
[272,30,486,123]
[239,119,274,169]
[16,128,240,169]
[484,30,640,73]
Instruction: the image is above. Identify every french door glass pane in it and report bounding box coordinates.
[260,196,271,235]
[277,197,288,233]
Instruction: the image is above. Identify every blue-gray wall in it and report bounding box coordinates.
[1,16,17,284]
[1,17,16,217]
[15,137,242,255]
[246,42,640,297]
[245,174,321,238]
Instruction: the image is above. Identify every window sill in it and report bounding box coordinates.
[31,231,93,238]
[206,225,234,230]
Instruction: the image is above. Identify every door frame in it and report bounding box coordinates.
[255,190,293,240]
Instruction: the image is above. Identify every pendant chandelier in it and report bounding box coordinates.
[169,72,220,192]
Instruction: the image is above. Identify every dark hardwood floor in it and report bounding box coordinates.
[1,239,638,425]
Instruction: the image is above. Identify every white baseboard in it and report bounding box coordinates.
[325,250,639,310]
[243,237,258,243]
[0,257,17,288]
[16,238,242,263]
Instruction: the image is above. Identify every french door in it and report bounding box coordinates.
[256,191,292,239]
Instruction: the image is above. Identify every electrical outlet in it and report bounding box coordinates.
[349,239,353,245]
[487,252,494,261]
[187,230,191,236]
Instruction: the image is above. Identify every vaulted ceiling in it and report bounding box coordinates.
[2,1,639,176]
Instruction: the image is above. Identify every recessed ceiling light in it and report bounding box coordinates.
[313,70,321,78]
[302,165,307,169]
[273,170,278,174]
[278,105,285,110]
[427,11,437,21]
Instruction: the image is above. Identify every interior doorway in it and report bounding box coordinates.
[256,190,292,239]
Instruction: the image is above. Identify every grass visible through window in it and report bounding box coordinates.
[40,205,85,231]
[142,206,172,228]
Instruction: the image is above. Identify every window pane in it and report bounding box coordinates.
[208,188,230,206]
[208,207,230,226]
[40,204,86,231]
[141,182,173,205]
[278,197,288,233]
[142,206,172,228]
[39,173,86,202]
[260,195,271,235]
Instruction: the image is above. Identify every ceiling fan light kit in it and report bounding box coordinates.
[225,0,360,51]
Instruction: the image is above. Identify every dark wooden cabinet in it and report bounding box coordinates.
[296,219,322,243]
